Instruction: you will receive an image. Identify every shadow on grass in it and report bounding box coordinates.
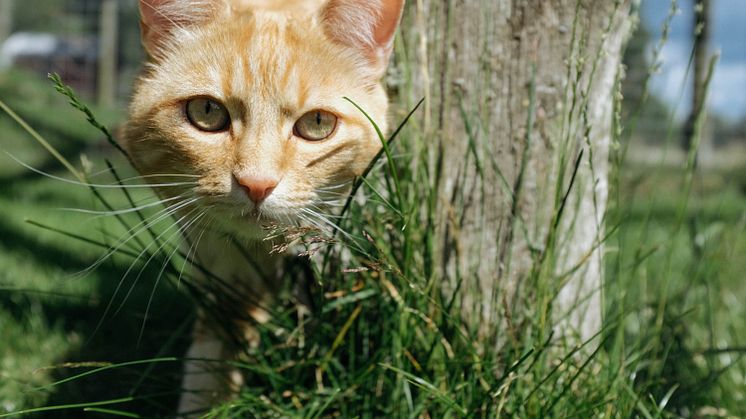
[0,204,194,418]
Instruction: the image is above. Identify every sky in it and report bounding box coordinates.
[643,0,746,121]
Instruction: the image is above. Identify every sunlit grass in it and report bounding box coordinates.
[0,6,745,417]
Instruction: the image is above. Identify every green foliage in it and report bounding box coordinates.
[0,5,745,418]
[0,72,190,417]
[12,0,93,34]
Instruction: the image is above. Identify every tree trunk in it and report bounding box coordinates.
[393,0,631,343]
[0,0,14,44]
[98,0,119,106]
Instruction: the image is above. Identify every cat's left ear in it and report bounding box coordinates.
[139,0,219,58]
[321,0,405,78]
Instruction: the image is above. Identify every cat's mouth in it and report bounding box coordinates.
[243,207,273,222]
[205,206,282,241]
[239,205,294,228]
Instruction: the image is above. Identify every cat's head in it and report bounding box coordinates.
[123,0,404,239]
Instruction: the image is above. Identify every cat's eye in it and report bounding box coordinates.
[186,98,230,132]
[294,110,338,141]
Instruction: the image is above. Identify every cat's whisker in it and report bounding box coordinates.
[313,192,352,200]
[310,195,348,205]
[304,204,345,219]
[86,165,120,179]
[116,194,197,236]
[296,212,328,236]
[97,173,201,187]
[302,207,338,225]
[57,193,189,217]
[300,208,354,241]
[313,191,351,200]
[114,206,205,320]
[315,192,392,210]
[312,188,349,196]
[339,197,390,208]
[286,212,302,229]
[92,205,203,338]
[315,182,353,192]
[111,203,202,289]
[296,211,371,256]
[317,191,350,199]
[116,196,201,239]
[131,192,175,205]
[10,153,199,189]
[85,166,201,182]
[318,196,347,204]
[10,157,199,190]
[286,211,308,230]
[312,201,347,209]
[117,173,201,181]
[138,210,208,344]
[178,211,216,289]
[77,197,201,277]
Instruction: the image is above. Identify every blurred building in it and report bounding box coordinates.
[0,32,99,96]
[0,0,143,103]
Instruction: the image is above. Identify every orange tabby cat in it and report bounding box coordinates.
[123,0,405,415]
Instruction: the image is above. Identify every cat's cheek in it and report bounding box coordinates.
[255,183,306,219]
[126,143,172,176]
[348,142,383,177]
[197,174,232,198]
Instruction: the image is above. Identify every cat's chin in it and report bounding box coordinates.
[220,208,299,240]
[194,208,268,241]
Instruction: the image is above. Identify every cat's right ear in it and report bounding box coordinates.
[139,0,217,57]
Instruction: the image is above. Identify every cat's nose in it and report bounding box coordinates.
[236,176,278,204]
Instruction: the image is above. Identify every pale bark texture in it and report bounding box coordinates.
[393,1,631,343]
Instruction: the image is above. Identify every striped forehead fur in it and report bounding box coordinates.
[140,0,218,24]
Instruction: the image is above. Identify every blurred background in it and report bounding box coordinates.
[0,0,142,106]
[0,0,744,415]
[624,0,746,169]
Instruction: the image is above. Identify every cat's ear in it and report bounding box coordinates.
[321,0,405,77]
[139,0,218,57]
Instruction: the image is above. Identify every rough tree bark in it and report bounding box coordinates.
[393,1,632,343]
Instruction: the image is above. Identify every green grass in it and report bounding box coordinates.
[0,71,192,416]
[1,44,745,419]
[606,163,746,413]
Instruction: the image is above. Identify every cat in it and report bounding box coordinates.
[122,0,405,415]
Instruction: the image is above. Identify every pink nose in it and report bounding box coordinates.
[236,177,278,204]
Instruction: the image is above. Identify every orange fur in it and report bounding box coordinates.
[124,0,404,416]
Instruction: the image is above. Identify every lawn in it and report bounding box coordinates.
[0,70,745,417]
[0,71,191,415]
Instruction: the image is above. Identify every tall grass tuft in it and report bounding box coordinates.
[0,2,744,416]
